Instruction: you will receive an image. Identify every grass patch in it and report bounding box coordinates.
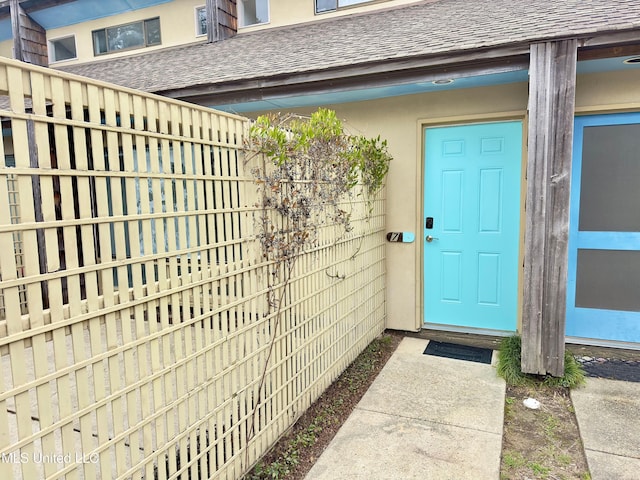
[502,451,527,468]
[496,335,586,388]
[544,414,559,439]
[558,453,573,465]
[528,461,550,477]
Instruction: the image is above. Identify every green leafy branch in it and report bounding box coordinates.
[242,108,391,466]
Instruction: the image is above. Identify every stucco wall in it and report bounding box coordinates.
[0,40,11,59]
[239,0,424,33]
[0,0,208,66]
[242,68,640,333]
[576,69,640,112]
[0,0,426,65]
[328,83,529,331]
[242,82,529,332]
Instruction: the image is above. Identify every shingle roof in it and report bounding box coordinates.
[59,0,640,94]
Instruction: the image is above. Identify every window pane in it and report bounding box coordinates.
[579,124,640,232]
[316,0,337,12]
[338,0,371,6]
[93,30,108,55]
[239,0,269,26]
[145,18,161,45]
[576,249,640,312]
[196,7,207,35]
[51,36,76,62]
[107,22,144,51]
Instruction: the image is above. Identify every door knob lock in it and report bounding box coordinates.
[425,235,439,242]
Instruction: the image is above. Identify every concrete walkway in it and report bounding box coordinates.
[305,337,506,480]
[571,378,640,480]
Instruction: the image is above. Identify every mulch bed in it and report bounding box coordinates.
[246,331,404,480]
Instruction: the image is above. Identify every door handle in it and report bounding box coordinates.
[425,235,439,243]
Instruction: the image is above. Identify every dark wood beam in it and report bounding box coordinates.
[0,0,76,19]
[0,0,75,10]
[176,62,530,105]
[0,0,22,8]
[159,28,640,105]
[521,39,577,377]
[578,30,640,49]
[159,45,531,102]
[578,44,640,61]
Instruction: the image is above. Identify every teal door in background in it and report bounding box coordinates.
[566,113,640,344]
[423,121,522,331]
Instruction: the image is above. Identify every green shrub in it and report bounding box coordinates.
[496,335,585,388]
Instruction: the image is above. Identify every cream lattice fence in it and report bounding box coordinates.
[0,58,386,479]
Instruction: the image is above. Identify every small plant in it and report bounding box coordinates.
[557,453,573,466]
[502,451,526,468]
[528,461,550,477]
[243,109,392,459]
[544,414,559,439]
[496,335,585,388]
[344,135,392,213]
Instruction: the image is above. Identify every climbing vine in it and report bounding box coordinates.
[345,134,391,214]
[243,108,392,452]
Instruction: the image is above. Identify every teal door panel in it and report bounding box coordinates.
[424,121,522,331]
[567,113,640,343]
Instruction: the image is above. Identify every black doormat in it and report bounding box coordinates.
[577,357,640,382]
[423,341,493,364]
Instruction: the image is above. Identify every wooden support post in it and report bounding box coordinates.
[206,0,220,43]
[522,39,577,377]
[10,0,22,60]
[206,0,237,43]
[9,0,48,65]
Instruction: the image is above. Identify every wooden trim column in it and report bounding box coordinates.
[206,0,237,43]
[206,0,219,42]
[10,0,22,60]
[9,0,47,65]
[521,39,577,377]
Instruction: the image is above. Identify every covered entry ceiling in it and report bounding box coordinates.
[212,56,640,113]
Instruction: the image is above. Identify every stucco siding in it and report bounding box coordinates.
[317,82,529,332]
[242,68,640,333]
[40,0,208,66]
[238,0,425,32]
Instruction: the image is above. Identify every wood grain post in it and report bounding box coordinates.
[9,0,22,61]
[522,39,577,377]
[206,0,220,43]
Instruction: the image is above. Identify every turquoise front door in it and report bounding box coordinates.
[566,113,640,344]
[423,121,522,331]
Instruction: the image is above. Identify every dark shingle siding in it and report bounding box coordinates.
[59,0,640,93]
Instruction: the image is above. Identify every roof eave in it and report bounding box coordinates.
[159,44,532,104]
[158,28,640,105]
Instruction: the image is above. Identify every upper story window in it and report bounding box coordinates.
[92,17,161,56]
[316,0,377,13]
[49,35,77,62]
[196,6,207,36]
[238,0,269,27]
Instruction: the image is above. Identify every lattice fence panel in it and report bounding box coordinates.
[0,58,386,480]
